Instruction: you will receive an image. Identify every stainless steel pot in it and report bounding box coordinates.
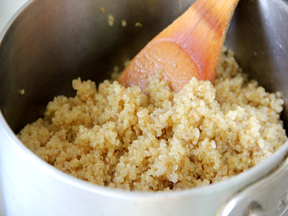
[1,0,288,215]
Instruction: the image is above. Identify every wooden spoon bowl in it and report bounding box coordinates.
[118,0,240,92]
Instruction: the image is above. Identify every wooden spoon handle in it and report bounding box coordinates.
[118,0,240,92]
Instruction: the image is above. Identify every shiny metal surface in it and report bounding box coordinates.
[226,0,288,125]
[0,0,195,133]
[0,1,28,214]
[1,0,288,215]
[218,158,288,216]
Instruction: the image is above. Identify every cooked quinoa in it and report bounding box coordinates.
[18,47,287,191]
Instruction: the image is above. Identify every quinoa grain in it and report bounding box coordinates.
[18,47,287,191]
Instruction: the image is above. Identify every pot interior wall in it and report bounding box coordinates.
[0,0,288,134]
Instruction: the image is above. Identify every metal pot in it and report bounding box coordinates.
[1,0,288,215]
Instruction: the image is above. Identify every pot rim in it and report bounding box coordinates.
[1,0,288,200]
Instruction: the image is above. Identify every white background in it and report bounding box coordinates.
[0,0,28,32]
[0,1,28,215]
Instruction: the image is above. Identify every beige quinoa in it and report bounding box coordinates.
[18,47,287,191]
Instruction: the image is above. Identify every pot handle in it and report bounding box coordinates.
[217,157,288,216]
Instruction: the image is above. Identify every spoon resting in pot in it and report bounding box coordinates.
[118,0,240,92]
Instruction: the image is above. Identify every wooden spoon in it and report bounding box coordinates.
[118,0,240,92]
